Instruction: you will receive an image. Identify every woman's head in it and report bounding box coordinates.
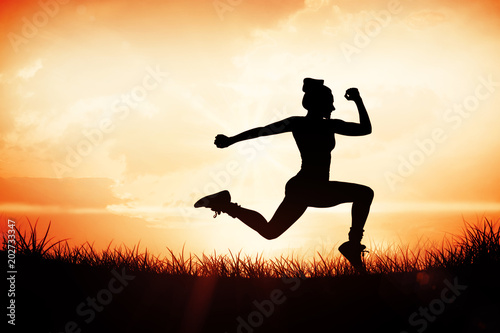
[302,78,335,118]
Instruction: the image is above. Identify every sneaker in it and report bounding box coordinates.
[194,190,231,218]
[339,240,368,272]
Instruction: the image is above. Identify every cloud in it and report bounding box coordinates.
[17,59,43,80]
[405,10,447,30]
[0,177,125,209]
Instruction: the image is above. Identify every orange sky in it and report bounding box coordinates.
[1,0,500,257]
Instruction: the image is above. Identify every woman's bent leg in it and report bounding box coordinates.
[304,181,373,270]
[349,184,374,233]
[308,181,374,242]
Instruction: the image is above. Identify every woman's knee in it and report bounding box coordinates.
[361,185,374,202]
[261,228,283,240]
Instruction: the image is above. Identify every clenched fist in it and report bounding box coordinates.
[344,88,361,101]
[214,134,232,148]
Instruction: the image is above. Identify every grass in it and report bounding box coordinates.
[2,217,499,278]
[4,217,68,258]
[4,217,499,333]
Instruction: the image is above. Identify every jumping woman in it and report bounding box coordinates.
[194,78,374,270]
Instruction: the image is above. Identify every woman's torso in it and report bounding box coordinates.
[291,117,335,181]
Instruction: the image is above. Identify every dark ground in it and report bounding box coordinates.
[4,252,500,333]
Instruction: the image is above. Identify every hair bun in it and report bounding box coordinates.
[302,78,325,93]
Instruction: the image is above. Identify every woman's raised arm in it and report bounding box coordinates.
[332,88,371,136]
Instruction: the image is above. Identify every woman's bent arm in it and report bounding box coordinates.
[333,89,371,136]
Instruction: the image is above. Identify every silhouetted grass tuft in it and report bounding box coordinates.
[2,217,498,277]
[3,217,68,258]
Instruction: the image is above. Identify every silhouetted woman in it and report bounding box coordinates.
[195,78,374,270]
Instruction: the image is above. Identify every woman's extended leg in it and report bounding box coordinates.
[194,190,307,240]
[224,197,307,240]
